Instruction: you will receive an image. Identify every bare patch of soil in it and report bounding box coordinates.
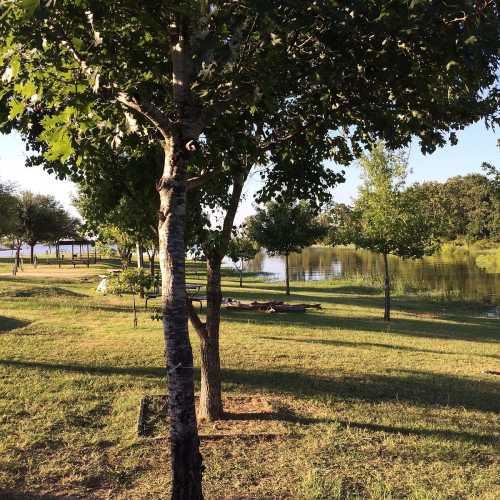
[138,395,302,439]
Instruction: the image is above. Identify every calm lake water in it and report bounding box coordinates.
[3,244,498,305]
[237,246,499,305]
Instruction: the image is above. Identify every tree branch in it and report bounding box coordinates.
[257,128,301,152]
[187,301,208,340]
[49,20,170,138]
[220,169,247,250]
[116,93,170,139]
[186,165,223,191]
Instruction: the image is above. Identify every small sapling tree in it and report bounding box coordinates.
[247,201,324,295]
[329,143,437,320]
[93,225,135,269]
[227,230,259,287]
[107,268,153,327]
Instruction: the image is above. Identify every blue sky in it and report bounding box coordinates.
[0,121,498,222]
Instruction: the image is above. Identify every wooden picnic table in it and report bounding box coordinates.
[144,283,206,309]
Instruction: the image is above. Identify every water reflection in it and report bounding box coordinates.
[236,246,499,305]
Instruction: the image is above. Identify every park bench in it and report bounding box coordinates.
[70,258,91,268]
[144,283,207,310]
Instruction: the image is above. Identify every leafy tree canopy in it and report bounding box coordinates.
[227,230,259,264]
[328,142,437,259]
[1,1,498,181]
[407,165,500,243]
[247,200,324,256]
[0,180,17,237]
[10,191,79,246]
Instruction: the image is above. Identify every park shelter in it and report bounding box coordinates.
[56,239,97,267]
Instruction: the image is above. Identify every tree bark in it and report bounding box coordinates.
[149,249,156,277]
[159,137,203,499]
[136,241,144,269]
[383,252,391,321]
[30,244,35,265]
[239,261,243,288]
[187,171,247,422]
[15,246,21,268]
[198,256,224,420]
[285,252,290,295]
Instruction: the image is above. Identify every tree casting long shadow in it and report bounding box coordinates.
[0,489,73,500]
[258,335,500,360]
[220,308,500,343]
[1,359,499,414]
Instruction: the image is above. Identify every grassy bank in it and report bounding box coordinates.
[0,259,499,499]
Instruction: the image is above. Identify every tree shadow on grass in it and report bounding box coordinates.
[335,420,496,446]
[1,359,499,414]
[0,359,166,379]
[220,367,500,413]
[222,281,488,316]
[324,285,381,295]
[221,308,500,343]
[258,336,500,360]
[68,302,137,314]
[0,490,75,500]
[0,316,30,333]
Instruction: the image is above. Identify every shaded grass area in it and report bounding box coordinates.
[0,258,499,499]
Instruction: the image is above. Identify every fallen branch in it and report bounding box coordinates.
[267,304,321,313]
[222,299,321,313]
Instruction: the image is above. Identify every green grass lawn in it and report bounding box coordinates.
[0,258,498,499]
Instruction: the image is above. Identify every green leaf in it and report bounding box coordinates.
[465,36,478,45]
[40,126,74,162]
[8,98,26,119]
[0,5,14,21]
[14,80,36,100]
[71,37,84,51]
[21,0,40,18]
[9,57,21,80]
[446,60,459,71]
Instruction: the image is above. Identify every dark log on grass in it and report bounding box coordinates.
[250,300,284,308]
[267,304,322,313]
[222,300,321,313]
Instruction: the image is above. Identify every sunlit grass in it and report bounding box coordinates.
[0,259,498,499]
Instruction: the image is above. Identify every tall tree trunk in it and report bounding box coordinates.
[198,256,224,420]
[15,246,20,268]
[30,244,35,264]
[159,137,203,499]
[149,250,156,277]
[383,252,391,321]
[188,172,247,422]
[136,241,144,269]
[285,252,290,295]
[239,260,243,288]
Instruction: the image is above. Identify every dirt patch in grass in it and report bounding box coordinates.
[0,286,85,298]
[138,395,303,439]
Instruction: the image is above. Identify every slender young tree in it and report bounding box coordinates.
[227,230,259,288]
[247,200,324,295]
[328,143,438,320]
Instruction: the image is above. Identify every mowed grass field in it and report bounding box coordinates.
[0,258,498,499]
